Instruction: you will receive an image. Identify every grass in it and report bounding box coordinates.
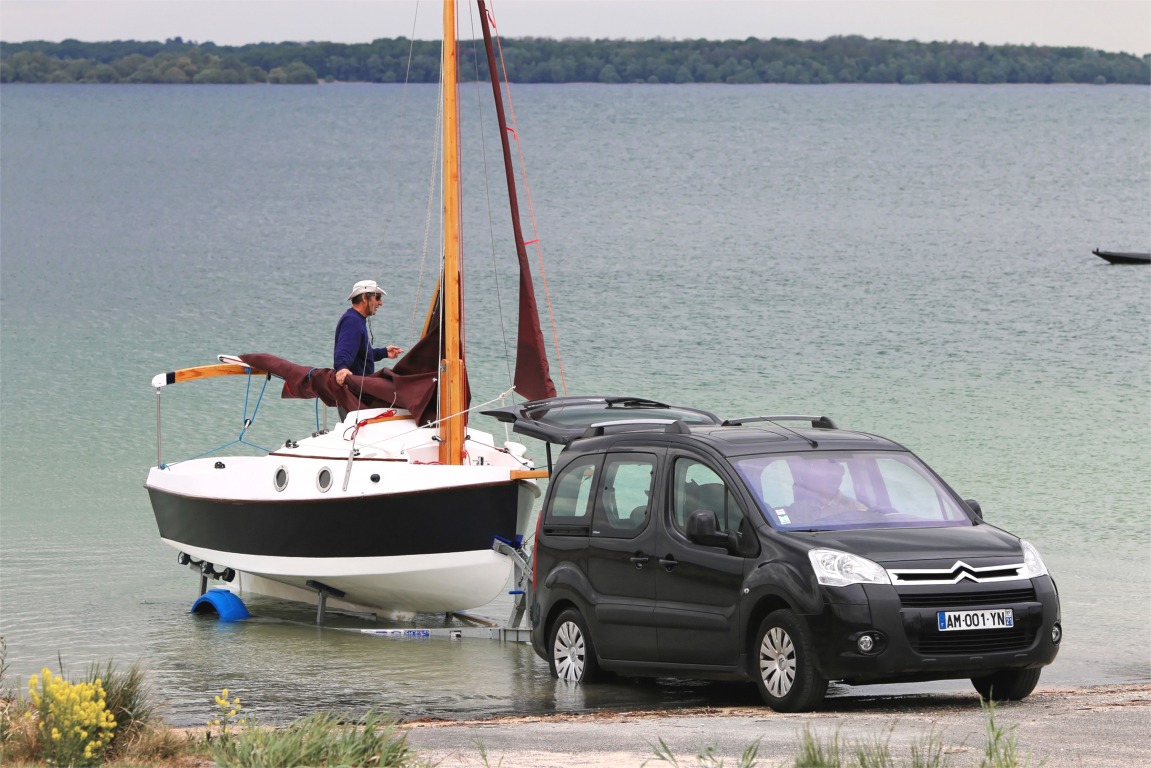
[978,698,1046,768]
[642,699,1043,767]
[209,710,418,768]
[1,639,1046,767]
[645,737,764,767]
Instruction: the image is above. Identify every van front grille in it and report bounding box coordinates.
[912,627,1036,655]
[899,587,1037,609]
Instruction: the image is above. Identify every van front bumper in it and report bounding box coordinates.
[807,576,1061,684]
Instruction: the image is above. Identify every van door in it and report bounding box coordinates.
[585,451,661,661]
[654,455,754,666]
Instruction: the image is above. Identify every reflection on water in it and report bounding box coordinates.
[129,582,1035,728]
[139,592,979,726]
[139,594,756,726]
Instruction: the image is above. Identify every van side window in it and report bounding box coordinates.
[592,453,656,538]
[546,454,601,523]
[672,458,749,545]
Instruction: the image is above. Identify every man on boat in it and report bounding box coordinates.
[333,279,404,388]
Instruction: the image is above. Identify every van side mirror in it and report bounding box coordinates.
[965,499,983,520]
[686,509,739,554]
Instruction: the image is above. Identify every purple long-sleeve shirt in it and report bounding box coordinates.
[333,307,388,376]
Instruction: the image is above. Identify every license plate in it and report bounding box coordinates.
[937,608,1014,631]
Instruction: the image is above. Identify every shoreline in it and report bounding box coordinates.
[400,682,1151,767]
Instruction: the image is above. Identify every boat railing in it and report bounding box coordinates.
[150,361,334,469]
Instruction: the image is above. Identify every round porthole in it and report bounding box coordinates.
[316,467,333,493]
[273,466,289,492]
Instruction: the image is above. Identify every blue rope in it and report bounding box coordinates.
[237,372,270,440]
[163,368,273,467]
[174,438,266,465]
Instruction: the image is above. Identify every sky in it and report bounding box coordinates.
[2,1,1149,56]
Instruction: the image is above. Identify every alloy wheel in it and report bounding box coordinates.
[553,620,586,681]
[759,625,797,698]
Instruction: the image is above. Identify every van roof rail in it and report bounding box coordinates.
[721,415,838,430]
[579,419,692,440]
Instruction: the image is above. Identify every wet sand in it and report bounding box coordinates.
[402,682,1151,767]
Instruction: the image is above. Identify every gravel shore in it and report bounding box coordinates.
[402,682,1151,767]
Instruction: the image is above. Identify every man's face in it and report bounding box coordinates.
[365,293,383,315]
[796,459,845,501]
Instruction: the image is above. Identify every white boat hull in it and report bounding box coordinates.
[147,410,541,614]
[172,542,515,615]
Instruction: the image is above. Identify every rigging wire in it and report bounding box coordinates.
[350,0,561,454]
[348,0,438,456]
[334,3,431,466]
[353,387,530,466]
[464,2,518,398]
[412,96,443,338]
[162,372,273,466]
[387,1,432,344]
[343,3,428,429]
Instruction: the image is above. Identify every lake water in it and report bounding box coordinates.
[1,83,1148,726]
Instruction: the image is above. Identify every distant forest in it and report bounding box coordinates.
[2,36,1148,85]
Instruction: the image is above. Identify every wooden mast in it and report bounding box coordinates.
[439,0,466,465]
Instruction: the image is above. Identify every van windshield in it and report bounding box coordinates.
[732,451,973,530]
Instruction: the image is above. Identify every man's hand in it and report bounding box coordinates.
[386,345,404,359]
[335,368,352,386]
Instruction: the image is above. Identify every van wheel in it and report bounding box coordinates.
[549,608,600,683]
[753,609,826,712]
[971,667,1042,701]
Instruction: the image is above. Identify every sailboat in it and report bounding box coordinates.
[145,0,557,618]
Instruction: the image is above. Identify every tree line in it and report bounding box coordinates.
[2,35,1148,85]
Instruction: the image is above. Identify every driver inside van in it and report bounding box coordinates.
[783,458,868,525]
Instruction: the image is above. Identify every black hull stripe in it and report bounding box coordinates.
[148,483,521,558]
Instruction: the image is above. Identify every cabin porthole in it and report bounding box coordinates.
[273,466,289,492]
[316,467,333,493]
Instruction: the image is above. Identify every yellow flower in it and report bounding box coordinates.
[27,666,117,765]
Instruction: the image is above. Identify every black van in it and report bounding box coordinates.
[485,397,1062,712]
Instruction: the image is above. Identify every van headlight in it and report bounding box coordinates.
[809,548,891,587]
[1020,540,1049,578]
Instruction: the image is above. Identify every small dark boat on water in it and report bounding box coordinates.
[1093,248,1151,265]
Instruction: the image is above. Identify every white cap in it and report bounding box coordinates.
[347,279,386,301]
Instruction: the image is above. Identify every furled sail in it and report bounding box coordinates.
[479,0,556,403]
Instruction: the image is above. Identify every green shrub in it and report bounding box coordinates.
[210,709,421,768]
[85,659,153,758]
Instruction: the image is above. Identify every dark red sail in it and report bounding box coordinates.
[479,0,557,402]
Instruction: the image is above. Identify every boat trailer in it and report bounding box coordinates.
[182,538,534,643]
